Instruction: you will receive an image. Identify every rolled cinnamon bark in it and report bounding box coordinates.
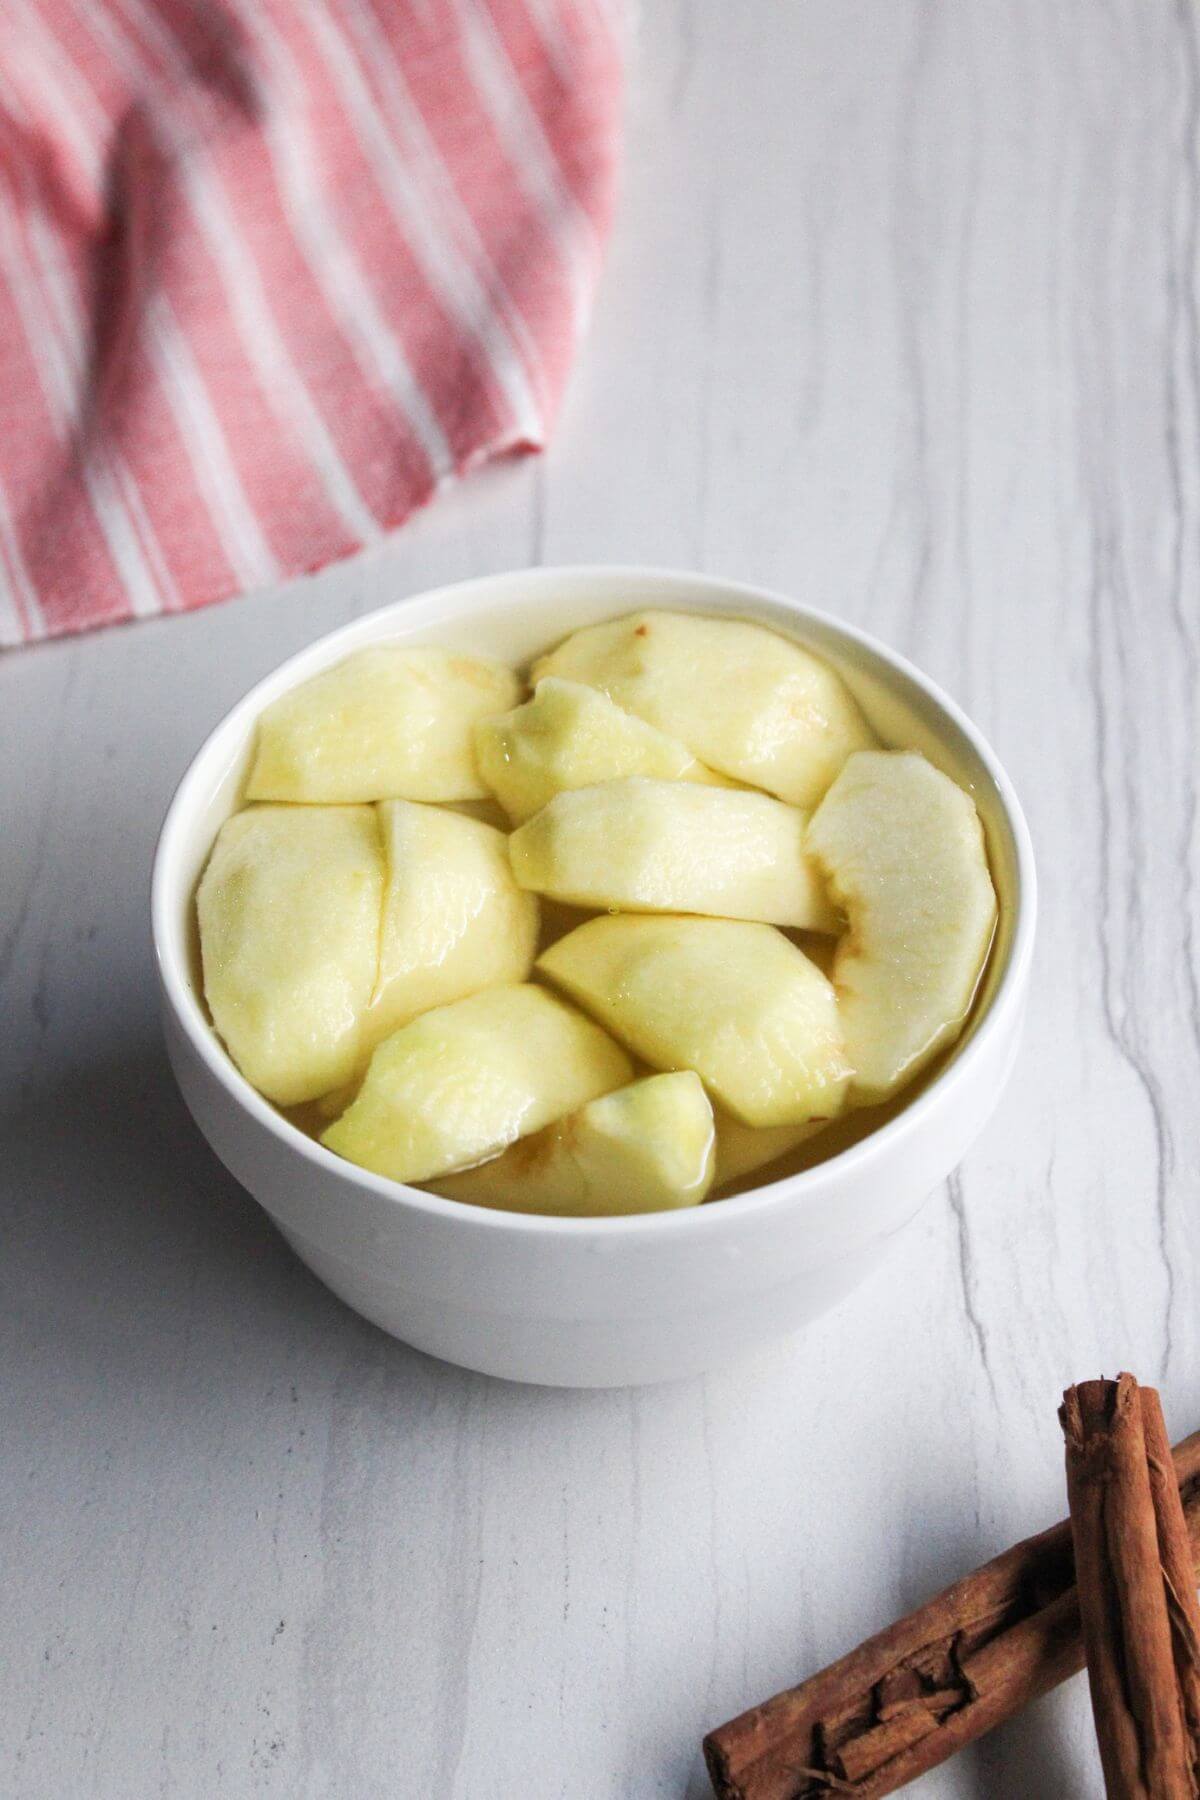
[703,1427,1200,1800]
[1141,1390,1200,1785]
[1061,1376,1198,1800]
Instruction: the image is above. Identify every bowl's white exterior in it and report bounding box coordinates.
[152,567,1036,1388]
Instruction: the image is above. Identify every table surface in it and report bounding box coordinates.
[4,4,1199,1795]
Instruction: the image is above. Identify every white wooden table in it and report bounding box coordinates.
[3,4,1198,1794]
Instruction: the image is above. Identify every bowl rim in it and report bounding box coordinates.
[152,563,1037,1240]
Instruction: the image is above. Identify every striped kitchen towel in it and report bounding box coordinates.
[0,0,623,647]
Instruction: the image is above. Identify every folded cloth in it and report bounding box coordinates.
[0,0,623,646]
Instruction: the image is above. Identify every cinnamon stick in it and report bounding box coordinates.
[1141,1391,1200,1782]
[703,1428,1200,1800]
[1060,1376,1200,1799]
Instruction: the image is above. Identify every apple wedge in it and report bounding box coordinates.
[807,751,998,1101]
[197,805,383,1105]
[369,801,538,1042]
[474,676,728,822]
[533,611,877,807]
[246,646,519,803]
[509,778,838,929]
[538,915,850,1127]
[321,985,633,1183]
[711,1115,826,1190]
[432,1072,716,1216]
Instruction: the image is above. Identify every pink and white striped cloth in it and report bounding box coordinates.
[0,0,623,647]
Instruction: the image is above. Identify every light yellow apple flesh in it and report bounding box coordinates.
[246,646,520,803]
[533,611,877,807]
[321,984,633,1183]
[538,915,851,1127]
[509,778,838,929]
[474,676,729,823]
[197,805,383,1105]
[432,1072,716,1216]
[711,1114,826,1189]
[807,750,998,1101]
[203,610,1002,1214]
[369,801,538,1041]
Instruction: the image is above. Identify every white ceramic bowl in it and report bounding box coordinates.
[152,567,1035,1388]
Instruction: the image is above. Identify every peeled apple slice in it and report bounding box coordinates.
[712,1114,826,1190]
[509,778,838,929]
[432,1072,716,1216]
[532,611,877,807]
[246,646,520,803]
[538,915,851,1127]
[369,801,538,1042]
[807,751,998,1100]
[197,805,383,1105]
[474,676,728,822]
[321,985,633,1184]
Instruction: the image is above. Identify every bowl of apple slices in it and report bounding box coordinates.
[153,567,1035,1387]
